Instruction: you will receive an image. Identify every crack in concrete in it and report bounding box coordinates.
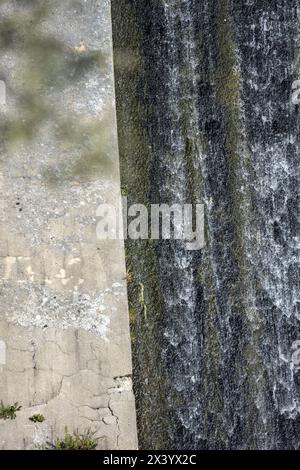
[108,397,121,449]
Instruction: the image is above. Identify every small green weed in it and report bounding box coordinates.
[0,401,21,420]
[52,427,97,450]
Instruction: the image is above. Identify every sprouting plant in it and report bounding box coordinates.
[29,414,45,423]
[51,427,97,450]
[0,401,22,420]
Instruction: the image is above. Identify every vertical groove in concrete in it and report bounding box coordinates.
[0,0,137,449]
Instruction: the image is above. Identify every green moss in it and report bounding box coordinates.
[213,2,264,447]
[130,329,137,344]
[129,306,137,323]
[112,0,170,449]
[215,0,247,272]
[125,269,133,284]
[197,252,225,438]
[138,282,147,320]
[215,0,240,168]
[121,185,128,196]
[29,414,45,423]
[184,136,205,232]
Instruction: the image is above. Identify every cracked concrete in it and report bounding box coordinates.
[0,0,137,449]
[0,324,137,449]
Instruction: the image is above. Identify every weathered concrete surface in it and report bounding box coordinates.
[0,0,137,449]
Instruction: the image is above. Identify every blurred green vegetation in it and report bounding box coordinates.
[0,0,112,181]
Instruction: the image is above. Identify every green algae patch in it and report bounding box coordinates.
[111,0,169,450]
[29,414,45,423]
[215,0,241,167]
